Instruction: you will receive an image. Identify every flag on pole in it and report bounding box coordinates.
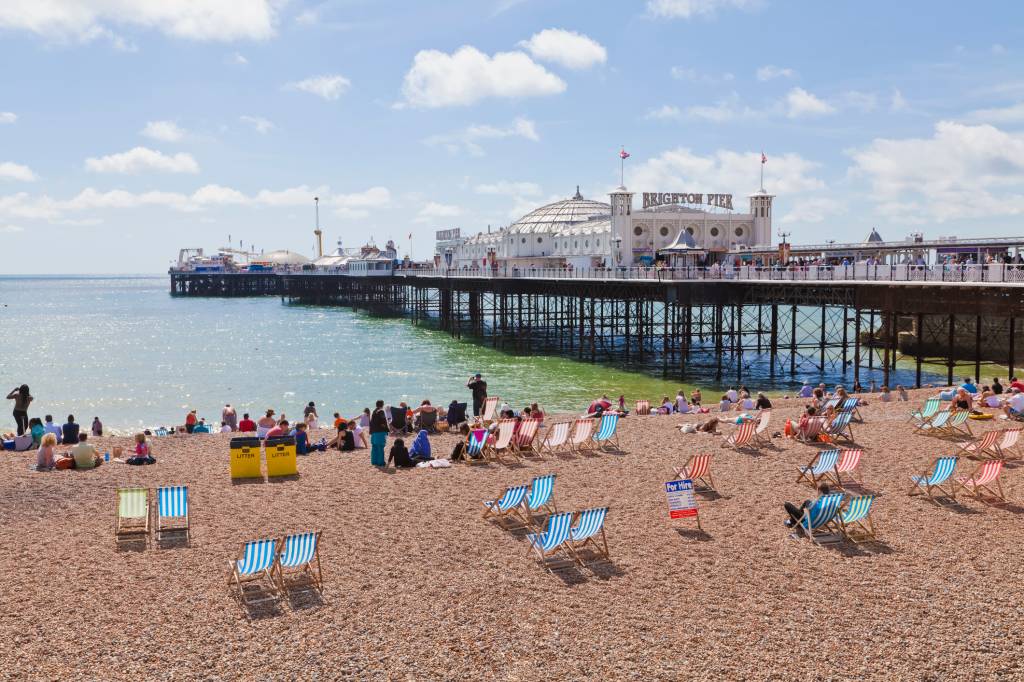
[761,151,767,164]
[408,233,412,240]
[620,148,631,160]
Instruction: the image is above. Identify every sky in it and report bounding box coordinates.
[1,0,1024,273]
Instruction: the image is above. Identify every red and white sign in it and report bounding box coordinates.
[665,479,698,519]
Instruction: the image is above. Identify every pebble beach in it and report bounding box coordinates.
[2,387,1022,680]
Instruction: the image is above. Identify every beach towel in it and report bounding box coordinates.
[409,430,432,460]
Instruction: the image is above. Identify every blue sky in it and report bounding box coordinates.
[1,0,1023,273]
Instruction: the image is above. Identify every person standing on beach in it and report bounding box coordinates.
[369,400,388,466]
[467,374,487,417]
[6,384,32,436]
[304,401,318,420]
[185,410,197,434]
[222,404,237,432]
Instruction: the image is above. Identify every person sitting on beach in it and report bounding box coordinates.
[386,438,415,468]
[185,410,198,434]
[292,422,309,455]
[784,483,831,531]
[335,422,356,451]
[61,415,80,445]
[659,397,673,415]
[795,406,817,439]
[960,377,978,394]
[349,420,367,449]
[755,392,772,410]
[950,388,971,412]
[690,389,702,406]
[879,386,892,403]
[811,387,825,409]
[677,399,692,414]
[1011,376,1024,392]
[219,421,232,433]
[29,418,45,446]
[413,400,437,429]
[256,410,276,438]
[305,411,319,431]
[43,415,62,440]
[36,432,57,471]
[725,386,738,403]
[992,377,1004,395]
[798,380,814,398]
[70,433,102,469]
[266,419,289,439]
[738,394,755,411]
[304,401,318,420]
[127,433,156,465]
[192,419,210,434]
[238,413,256,433]
[409,429,432,463]
[91,417,103,437]
[896,385,909,402]
[718,395,731,412]
[1002,388,1024,419]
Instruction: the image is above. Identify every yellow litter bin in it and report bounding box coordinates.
[230,437,263,479]
[265,436,298,477]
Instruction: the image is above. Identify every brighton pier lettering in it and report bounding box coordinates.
[642,192,733,211]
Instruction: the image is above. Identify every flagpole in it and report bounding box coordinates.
[760,152,764,192]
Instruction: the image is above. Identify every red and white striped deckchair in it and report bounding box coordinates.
[513,418,542,458]
[997,428,1022,460]
[721,421,757,450]
[635,400,651,416]
[487,419,517,464]
[538,422,570,456]
[672,454,715,492]
[832,449,864,487]
[568,418,595,454]
[796,416,825,443]
[958,429,1002,460]
[956,460,1006,502]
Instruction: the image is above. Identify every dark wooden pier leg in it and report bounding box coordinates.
[915,312,924,388]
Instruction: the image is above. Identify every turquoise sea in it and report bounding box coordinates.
[0,276,694,432]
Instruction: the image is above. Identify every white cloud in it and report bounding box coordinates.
[966,102,1024,124]
[0,112,16,124]
[785,87,835,118]
[0,162,38,182]
[228,52,248,65]
[474,181,542,196]
[0,1,278,42]
[992,43,1008,55]
[415,202,462,223]
[65,187,197,212]
[756,65,795,81]
[687,95,757,122]
[424,117,539,156]
[284,74,351,101]
[848,121,1024,223]
[646,0,759,19]
[644,104,683,121]
[0,224,24,233]
[85,146,199,174]
[840,90,878,113]
[517,28,606,70]
[400,46,565,108]
[253,185,324,207]
[239,115,274,133]
[140,120,186,142]
[0,192,61,219]
[890,89,908,112]
[192,184,247,205]
[670,66,733,83]
[780,197,845,224]
[630,147,825,196]
[330,186,391,219]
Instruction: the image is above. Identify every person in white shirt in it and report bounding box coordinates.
[719,396,731,412]
[43,415,62,439]
[1002,388,1024,418]
[726,387,738,403]
[675,391,687,413]
[219,422,232,433]
[740,396,755,410]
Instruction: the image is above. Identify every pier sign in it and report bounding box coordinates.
[435,228,461,241]
[665,479,699,520]
[643,192,733,211]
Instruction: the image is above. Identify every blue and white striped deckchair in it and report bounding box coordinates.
[229,538,278,605]
[821,397,840,413]
[520,474,556,525]
[796,492,845,544]
[944,409,973,438]
[274,530,323,593]
[908,456,959,501]
[156,485,190,544]
[909,398,941,427]
[526,511,575,570]
[840,397,862,421]
[826,412,854,443]
[464,428,487,464]
[796,449,840,487]
[482,485,528,521]
[568,507,610,566]
[838,495,877,543]
[917,409,950,434]
[592,413,620,450]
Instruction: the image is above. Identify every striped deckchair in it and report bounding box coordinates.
[958,429,1002,459]
[520,474,557,526]
[825,412,854,443]
[480,396,499,424]
[833,449,864,487]
[514,418,542,457]
[526,511,575,571]
[909,398,941,427]
[908,456,959,501]
[998,428,1022,459]
[274,530,323,593]
[838,495,877,543]
[840,397,862,421]
[593,413,620,450]
[464,428,488,463]
[721,420,757,450]
[538,422,570,456]
[568,418,595,454]
[487,419,518,464]
[796,416,826,443]
[568,507,610,566]
[821,397,840,413]
[228,538,278,605]
[796,449,840,487]
[945,409,973,438]
[956,460,1006,502]
[917,409,951,435]
[635,400,651,416]
[482,485,529,521]
[115,487,150,546]
[156,485,190,545]
[753,410,772,444]
[795,493,845,544]
[672,454,715,493]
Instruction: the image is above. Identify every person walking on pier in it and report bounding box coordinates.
[370,400,388,467]
[467,373,488,417]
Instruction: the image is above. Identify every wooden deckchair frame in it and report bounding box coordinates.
[720,420,757,450]
[567,508,611,567]
[796,416,825,443]
[115,487,150,546]
[958,429,1002,460]
[593,414,620,451]
[672,454,716,493]
[568,418,595,455]
[228,538,279,606]
[527,512,576,571]
[838,496,878,544]
[486,419,518,464]
[273,531,324,594]
[537,421,570,456]
[908,457,959,501]
[513,418,542,458]
[956,461,1006,502]
[635,400,651,416]
[155,485,190,545]
[795,450,840,487]
[480,396,499,424]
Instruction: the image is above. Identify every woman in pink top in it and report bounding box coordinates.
[36,433,57,470]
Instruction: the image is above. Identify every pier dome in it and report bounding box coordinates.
[507,187,610,234]
[262,250,311,266]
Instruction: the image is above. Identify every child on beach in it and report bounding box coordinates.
[387,438,414,468]
[293,422,309,455]
[897,385,909,402]
[127,433,156,465]
[36,433,57,470]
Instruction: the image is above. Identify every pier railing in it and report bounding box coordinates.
[397,263,1024,284]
